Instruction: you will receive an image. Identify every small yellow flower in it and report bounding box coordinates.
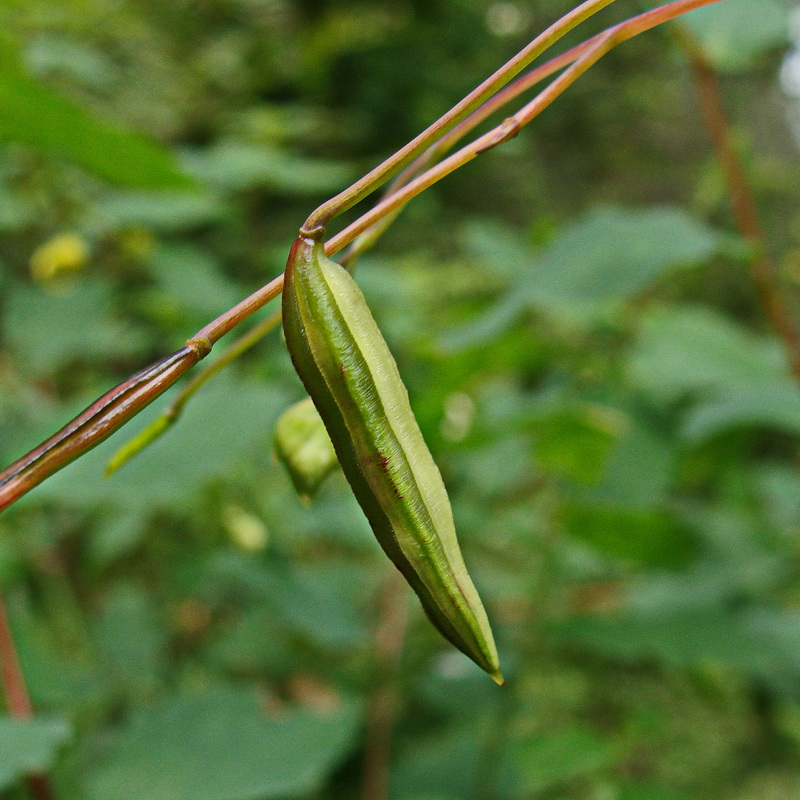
[30,233,89,283]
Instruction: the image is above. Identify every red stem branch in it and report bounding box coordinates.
[0,593,58,800]
[680,29,800,381]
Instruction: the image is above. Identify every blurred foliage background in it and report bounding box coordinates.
[0,0,799,798]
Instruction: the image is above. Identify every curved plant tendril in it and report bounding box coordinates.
[302,0,620,233]
[0,346,203,510]
[326,0,725,255]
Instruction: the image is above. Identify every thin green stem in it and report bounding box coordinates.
[0,346,205,511]
[327,0,725,257]
[302,0,620,232]
[106,310,283,475]
[190,275,283,349]
[338,21,617,265]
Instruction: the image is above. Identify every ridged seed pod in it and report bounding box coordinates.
[282,233,502,684]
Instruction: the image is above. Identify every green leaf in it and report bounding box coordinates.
[0,716,71,790]
[531,405,620,484]
[628,307,800,440]
[85,191,225,234]
[451,206,720,341]
[392,720,505,800]
[149,244,242,320]
[3,279,149,377]
[28,375,291,515]
[560,504,695,568]
[514,725,617,794]
[554,608,800,690]
[181,142,353,194]
[88,688,361,800]
[519,206,719,322]
[628,306,788,403]
[684,0,789,72]
[268,561,370,651]
[681,384,800,441]
[0,43,193,188]
[587,420,675,508]
[619,783,700,800]
[94,583,166,696]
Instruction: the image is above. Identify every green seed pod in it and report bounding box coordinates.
[275,396,339,501]
[282,233,502,684]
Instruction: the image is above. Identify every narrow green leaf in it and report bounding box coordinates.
[0,44,194,188]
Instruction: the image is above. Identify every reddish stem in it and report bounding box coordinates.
[680,31,800,382]
[0,593,58,800]
[360,572,409,800]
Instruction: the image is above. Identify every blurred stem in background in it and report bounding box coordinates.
[0,594,57,800]
[360,571,409,800]
[677,26,800,383]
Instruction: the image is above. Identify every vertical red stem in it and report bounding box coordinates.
[360,572,409,800]
[0,593,58,800]
[683,32,800,382]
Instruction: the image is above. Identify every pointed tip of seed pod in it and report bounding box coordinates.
[490,669,505,686]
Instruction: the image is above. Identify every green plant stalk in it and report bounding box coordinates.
[0,345,204,511]
[0,276,284,510]
[301,0,620,232]
[326,0,725,255]
[106,310,283,475]
[107,7,656,475]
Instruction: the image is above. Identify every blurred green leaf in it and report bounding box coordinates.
[561,504,695,567]
[88,688,361,800]
[629,307,800,440]
[94,583,166,696]
[0,44,193,188]
[684,0,789,72]
[619,783,700,800]
[0,716,71,790]
[514,724,617,794]
[3,279,148,376]
[149,244,242,319]
[182,142,353,194]
[269,561,371,651]
[555,608,800,691]
[85,191,225,234]
[392,719,511,800]
[588,420,675,508]
[450,206,720,342]
[519,206,719,320]
[28,375,291,514]
[628,307,787,403]
[531,405,620,484]
[681,384,800,441]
